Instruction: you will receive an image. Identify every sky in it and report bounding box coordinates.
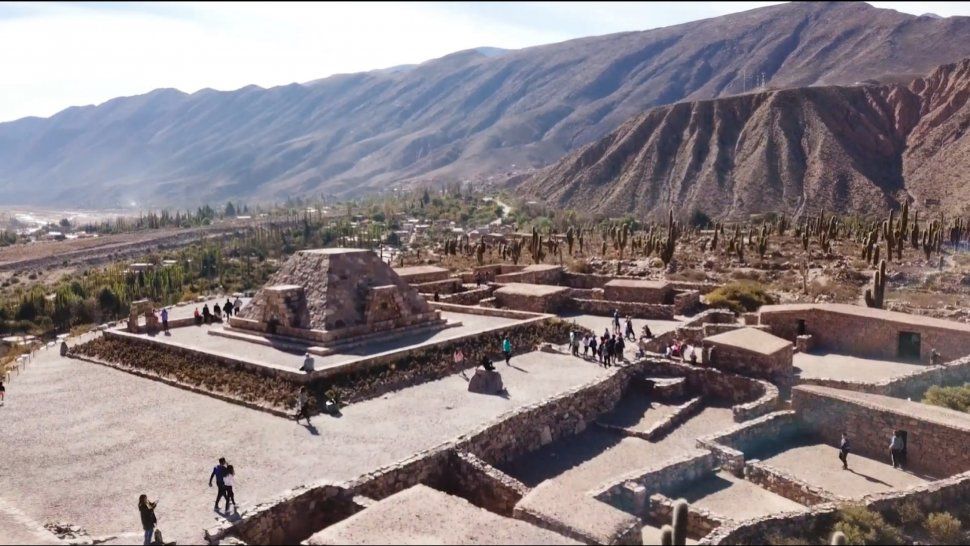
[2,1,970,123]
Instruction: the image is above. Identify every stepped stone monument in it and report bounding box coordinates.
[230,249,446,344]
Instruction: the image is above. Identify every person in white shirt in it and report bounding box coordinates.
[223,465,237,511]
[300,353,315,373]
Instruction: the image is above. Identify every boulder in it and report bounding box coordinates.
[468,369,504,395]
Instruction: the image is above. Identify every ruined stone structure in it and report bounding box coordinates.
[127,299,158,333]
[793,385,970,478]
[232,249,445,344]
[759,303,970,363]
[703,327,794,391]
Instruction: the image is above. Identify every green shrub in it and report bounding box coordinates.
[923,384,970,413]
[833,504,904,545]
[704,281,776,314]
[895,500,923,527]
[924,512,963,545]
[764,532,814,545]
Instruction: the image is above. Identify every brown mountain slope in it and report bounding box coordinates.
[2,2,970,207]
[518,58,970,219]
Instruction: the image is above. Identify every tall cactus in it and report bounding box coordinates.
[864,259,887,309]
[660,525,673,546]
[566,226,575,256]
[672,498,689,546]
[659,209,678,267]
[757,223,769,259]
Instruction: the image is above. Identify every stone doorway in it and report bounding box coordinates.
[897,331,921,361]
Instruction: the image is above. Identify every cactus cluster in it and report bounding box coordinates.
[660,498,690,546]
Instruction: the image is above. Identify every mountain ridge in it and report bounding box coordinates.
[518,58,970,219]
[2,2,970,208]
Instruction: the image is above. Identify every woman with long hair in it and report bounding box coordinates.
[138,494,158,546]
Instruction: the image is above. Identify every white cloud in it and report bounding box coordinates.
[1,1,969,123]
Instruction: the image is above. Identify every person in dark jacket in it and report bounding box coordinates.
[138,494,158,546]
[209,457,229,510]
[839,432,851,470]
[202,304,212,324]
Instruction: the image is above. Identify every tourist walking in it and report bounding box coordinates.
[625,316,635,341]
[839,432,851,470]
[612,310,620,332]
[589,336,597,361]
[233,296,243,313]
[138,494,158,546]
[502,337,512,365]
[569,331,576,355]
[209,457,229,511]
[296,386,312,425]
[616,336,625,362]
[890,431,905,469]
[224,298,234,317]
[605,336,615,367]
[0,379,5,406]
[160,308,169,332]
[223,465,237,511]
[300,352,315,374]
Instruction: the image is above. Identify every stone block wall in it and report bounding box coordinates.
[445,451,529,517]
[673,290,701,315]
[636,359,779,422]
[701,471,970,545]
[493,288,570,314]
[568,298,676,320]
[759,306,970,363]
[649,494,730,540]
[743,460,843,506]
[439,285,495,305]
[703,340,793,392]
[413,278,463,295]
[792,386,970,478]
[696,411,802,475]
[594,452,715,516]
[602,282,672,304]
[461,365,636,466]
[495,265,564,285]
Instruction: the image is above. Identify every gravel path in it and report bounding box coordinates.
[0,348,607,544]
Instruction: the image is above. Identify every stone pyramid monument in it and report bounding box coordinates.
[230,249,445,344]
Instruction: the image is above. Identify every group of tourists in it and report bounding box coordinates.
[664,339,704,365]
[193,297,244,326]
[575,330,626,367]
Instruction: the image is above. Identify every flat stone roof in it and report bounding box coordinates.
[495,283,570,297]
[521,264,563,273]
[299,248,370,255]
[603,279,669,289]
[760,303,970,333]
[705,327,792,355]
[794,385,970,433]
[392,265,450,277]
[306,485,577,545]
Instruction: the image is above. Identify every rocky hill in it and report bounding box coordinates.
[2,2,970,207]
[519,58,970,219]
